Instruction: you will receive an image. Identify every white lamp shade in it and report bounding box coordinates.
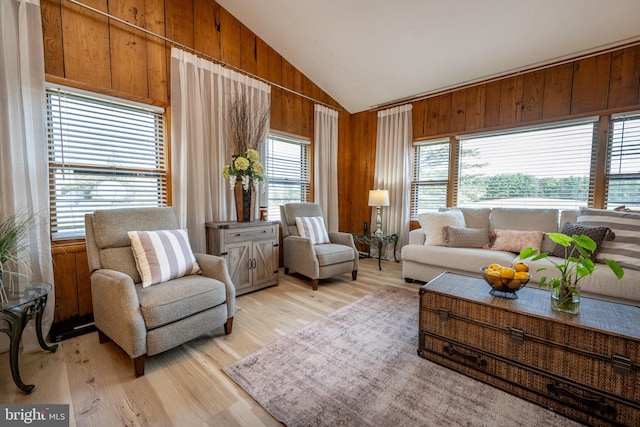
[368,189,390,207]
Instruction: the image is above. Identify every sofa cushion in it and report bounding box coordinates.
[402,245,515,274]
[314,243,355,266]
[418,209,465,246]
[490,229,544,253]
[577,208,640,271]
[137,274,226,329]
[441,207,491,229]
[490,208,559,232]
[443,226,490,248]
[550,222,614,261]
[295,216,330,244]
[128,229,201,287]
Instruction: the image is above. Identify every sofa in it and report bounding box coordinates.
[401,207,640,305]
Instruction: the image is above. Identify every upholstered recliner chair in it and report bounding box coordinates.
[280,203,358,290]
[84,207,235,377]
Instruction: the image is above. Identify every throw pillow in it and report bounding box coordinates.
[443,226,490,248]
[128,229,201,288]
[550,222,614,261]
[577,207,640,270]
[295,216,330,244]
[418,209,466,246]
[490,229,544,253]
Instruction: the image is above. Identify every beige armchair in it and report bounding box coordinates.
[280,203,358,290]
[84,207,235,377]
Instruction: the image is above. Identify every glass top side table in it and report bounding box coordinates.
[352,233,399,270]
[0,282,58,394]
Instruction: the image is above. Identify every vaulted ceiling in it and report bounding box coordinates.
[217,0,640,113]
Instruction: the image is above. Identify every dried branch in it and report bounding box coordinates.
[228,90,270,154]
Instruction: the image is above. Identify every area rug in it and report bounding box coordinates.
[224,286,581,426]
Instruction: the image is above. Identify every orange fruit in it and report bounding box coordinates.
[488,263,502,271]
[507,279,521,289]
[499,267,515,280]
[514,262,529,272]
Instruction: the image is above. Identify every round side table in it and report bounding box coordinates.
[0,282,58,394]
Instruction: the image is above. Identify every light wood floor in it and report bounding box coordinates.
[0,258,417,426]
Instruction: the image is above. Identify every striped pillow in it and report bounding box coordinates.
[577,208,640,271]
[128,229,201,287]
[295,216,330,244]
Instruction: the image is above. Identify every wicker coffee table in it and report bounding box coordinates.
[418,272,640,427]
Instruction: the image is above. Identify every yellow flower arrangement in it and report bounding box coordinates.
[223,149,264,191]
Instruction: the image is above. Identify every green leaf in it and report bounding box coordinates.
[604,259,625,280]
[573,234,596,252]
[519,247,538,259]
[547,232,572,246]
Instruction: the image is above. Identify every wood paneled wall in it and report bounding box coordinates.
[42,0,345,323]
[41,0,640,323]
[339,45,640,235]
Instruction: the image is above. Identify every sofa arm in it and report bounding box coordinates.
[409,229,425,245]
[195,253,236,318]
[91,269,147,358]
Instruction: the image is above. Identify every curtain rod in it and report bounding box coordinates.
[64,0,341,111]
[370,38,640,112]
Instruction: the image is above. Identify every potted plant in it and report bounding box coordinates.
[222,91,269,221]
[520,233,624,314]
[0,212,33,305]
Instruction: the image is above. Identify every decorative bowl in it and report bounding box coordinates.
[480,267,529,299]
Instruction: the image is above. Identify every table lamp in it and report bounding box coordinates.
[368,189,390,237]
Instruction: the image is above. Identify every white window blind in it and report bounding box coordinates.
[265,133,310,221]
[608,113,640,209]
[457,120,597,209]
[46,87,167,239]
[411,139,450,218]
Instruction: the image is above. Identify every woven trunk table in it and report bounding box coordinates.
[418,272,640,426]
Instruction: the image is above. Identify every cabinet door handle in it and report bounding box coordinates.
[443,345,487,369]
[546,382,616,416]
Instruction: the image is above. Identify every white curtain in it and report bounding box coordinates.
[171,48,270,253]
[373,104,413,257]
[314,105,339,232]
[0,0,55,353]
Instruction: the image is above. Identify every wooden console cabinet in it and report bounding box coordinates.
[206,221,279,295]
[419,272,640,426]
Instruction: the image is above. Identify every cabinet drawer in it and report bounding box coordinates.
[420,304,640,401]
[419,332,640,427]
[224,226,276,243]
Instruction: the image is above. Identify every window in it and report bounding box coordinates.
[607,113,640,209]
[411,139,450,218]
[457,120,597,209]
[265,133,310,221]
[47,86,167,239]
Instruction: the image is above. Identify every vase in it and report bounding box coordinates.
[234,179,256,222]
[550,281,580,314]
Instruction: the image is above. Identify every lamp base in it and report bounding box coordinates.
[374,206,384,237]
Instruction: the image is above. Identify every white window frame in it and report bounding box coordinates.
[607,112,640,209]
[456,118,597,209]
[265,133,310,221]
[46,85,167,239]
[411,138,450,219]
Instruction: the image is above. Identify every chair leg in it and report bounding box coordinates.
[284,267,290,275]
[352,270,358,280]
[97,329,110,344]
[134,355,146,377]
[224,317,234,335]
[311,279,319,291]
